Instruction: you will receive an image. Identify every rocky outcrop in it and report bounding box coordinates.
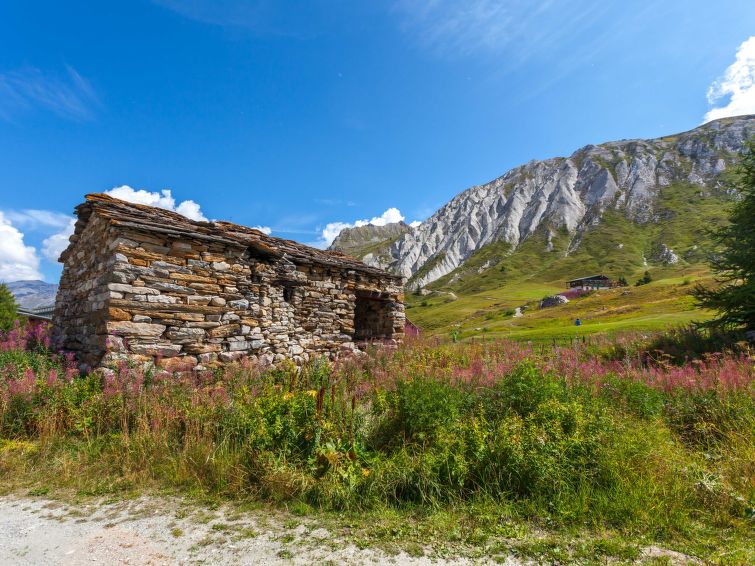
[7,280,58,309]
[330,222,412,270]
[381,115,755,288]
[652,244,680,265]
[539,295,569,309]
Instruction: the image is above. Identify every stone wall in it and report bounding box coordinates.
[53,195,405,371]
[52,213,116,369]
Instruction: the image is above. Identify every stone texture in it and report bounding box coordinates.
[653,244,680,265]
[539,295,569,309]
[106,322,167,338]
[53,193,405,371]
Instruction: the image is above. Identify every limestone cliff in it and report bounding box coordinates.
[381,115,754,288]
[329,222,413,270]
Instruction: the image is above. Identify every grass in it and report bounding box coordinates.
[403,181,734,340]
[0,323,753,562]
[408,264,715,341]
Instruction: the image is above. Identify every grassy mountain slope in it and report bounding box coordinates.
[406,181,732,337]
[329,222,411,265]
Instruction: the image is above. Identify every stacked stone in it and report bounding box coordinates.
[53,194,405,371]
[53,212,117,369]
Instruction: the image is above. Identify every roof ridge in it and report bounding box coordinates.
[81,193,400,279]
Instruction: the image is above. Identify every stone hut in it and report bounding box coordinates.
[53,194,405,371]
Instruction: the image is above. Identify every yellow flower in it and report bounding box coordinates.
[306,390,318,398]
[362,468,370,477]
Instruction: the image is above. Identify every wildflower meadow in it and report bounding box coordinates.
[1,321,753,560]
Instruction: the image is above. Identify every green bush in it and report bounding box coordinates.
[0,335,752,555]
[0,284,17,332]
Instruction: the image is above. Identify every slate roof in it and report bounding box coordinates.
[63,193,401,279]
[567,274,611,283]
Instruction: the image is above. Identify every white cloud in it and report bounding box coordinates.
[704,35,755,122]
[104,185,208,221]
[174,199,207,221]
[394,0,611,60]
[252,225,272,235]
[704,36,755,123]
[0,65,98,122]
[0,211,42,282]
[4,209,73,230]
[409,220,422,228]
[41,218,76,262]
[321,222,354,247]
[318,207,406,248]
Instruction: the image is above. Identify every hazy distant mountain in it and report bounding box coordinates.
[6,280,58,309]
[333,115,754,290]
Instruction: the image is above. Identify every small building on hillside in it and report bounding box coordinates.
[53,194,405,371]
[404,318,421,337]
[567,274,612,290]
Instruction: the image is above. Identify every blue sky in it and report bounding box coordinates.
[1,1,754,283]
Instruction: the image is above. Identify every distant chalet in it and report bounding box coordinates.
[53,194,405,371]
[567,274,612,290]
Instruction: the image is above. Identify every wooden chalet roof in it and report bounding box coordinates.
[567,274,611,283]
[64,193,401,279]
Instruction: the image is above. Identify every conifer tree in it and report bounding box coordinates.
[694,139,755,329]
[0,283,18,331]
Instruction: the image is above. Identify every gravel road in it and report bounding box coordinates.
[0,494,499,565]
[0,494,700,565]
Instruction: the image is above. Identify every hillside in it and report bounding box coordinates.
[6,280,58,309]
[406,269,711,340]
[329,221,412,267]
[325,116,754,336]
[332,116,752,290]
[393,115,753,289]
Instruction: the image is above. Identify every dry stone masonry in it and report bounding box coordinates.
[53,194,405,371]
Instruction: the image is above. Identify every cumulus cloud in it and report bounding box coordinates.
[704,36,755,123]
[318,207,406,248]
[41,218,76,262]
[409,220,422,228]
[252,225,272,235]
[104,185,208,221]
[0,211,42,282]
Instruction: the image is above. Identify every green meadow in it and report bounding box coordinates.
[406,265,715,341]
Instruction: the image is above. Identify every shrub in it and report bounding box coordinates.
[0,324,752,542]
[0,284,17,332]
[635,271,652,286]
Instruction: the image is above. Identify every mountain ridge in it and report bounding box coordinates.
[329,221,412,263]
[333,115,754,289]
[6,280,58,309]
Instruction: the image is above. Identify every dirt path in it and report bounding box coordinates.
[0,495,702,565]
[0,495,497,565]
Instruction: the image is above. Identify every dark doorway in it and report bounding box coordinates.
[354,292,393,341]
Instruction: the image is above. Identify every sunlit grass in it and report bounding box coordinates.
[1,323,752,563]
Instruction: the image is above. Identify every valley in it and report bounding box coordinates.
[331,116,754,341]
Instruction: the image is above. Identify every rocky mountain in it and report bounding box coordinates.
[339,115,754,289]
[6,280,58,309]
[330,222,413,265]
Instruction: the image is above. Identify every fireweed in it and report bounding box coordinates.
[0,325,753,539]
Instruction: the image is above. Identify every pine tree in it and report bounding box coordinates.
[694,139,755,329]
[0,283,18,331]
[635,271,652,286]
